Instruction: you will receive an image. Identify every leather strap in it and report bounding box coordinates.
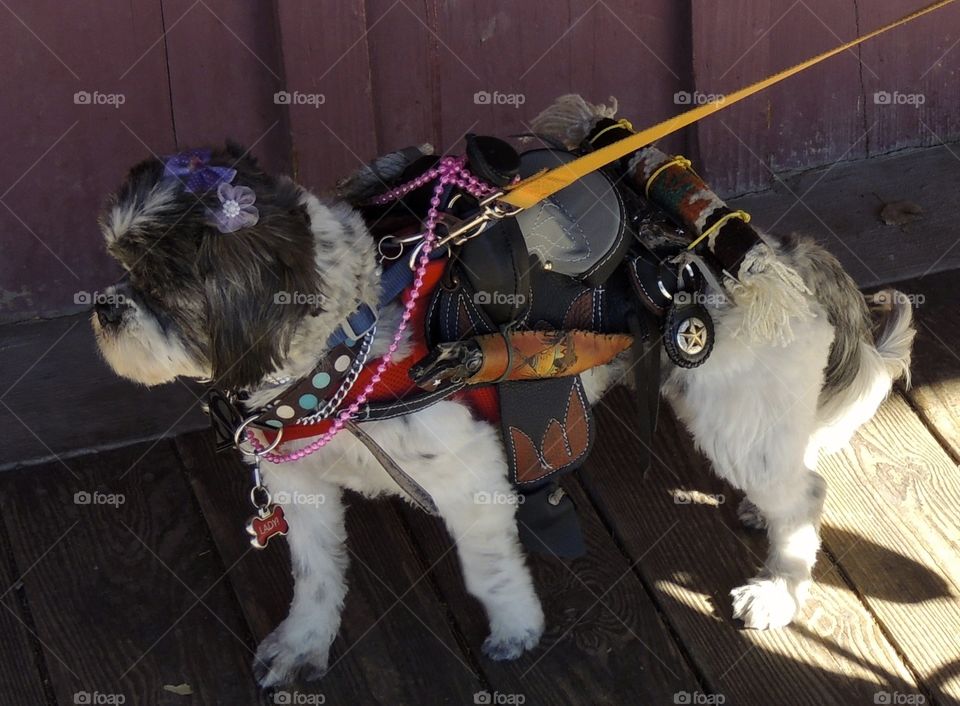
[346,421,439,515]
[628,312,659,474]
[500,0,957,210]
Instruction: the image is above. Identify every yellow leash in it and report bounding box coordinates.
[501,0,957,211]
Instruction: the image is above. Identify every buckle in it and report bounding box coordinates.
[340,303,378,342]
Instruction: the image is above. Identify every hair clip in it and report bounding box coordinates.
[209,182,259,233]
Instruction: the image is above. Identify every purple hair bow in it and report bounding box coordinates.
[210,182,259,233]
[163,149,237,194]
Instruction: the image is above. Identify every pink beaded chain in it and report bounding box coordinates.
[370,154,496,205]
[247,156,495,464]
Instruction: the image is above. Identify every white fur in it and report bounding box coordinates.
[663,290,833,628]
[97,178,913,684]
[253,401,544,684]
[100,180,180,247]
[91,295,210,385]
[528,94,619,149]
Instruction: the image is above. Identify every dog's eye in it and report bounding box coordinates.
[131,279,163,302]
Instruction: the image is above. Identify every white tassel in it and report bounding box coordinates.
[726,244,814,346]
[528,94,619,149]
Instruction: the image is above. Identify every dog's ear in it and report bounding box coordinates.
[197,169,318,390]
[223,140,261,174]
[99,156,182,256]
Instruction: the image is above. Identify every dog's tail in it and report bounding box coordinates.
[808,289,915,462]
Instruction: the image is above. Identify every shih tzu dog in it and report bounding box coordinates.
[92,98,914,687]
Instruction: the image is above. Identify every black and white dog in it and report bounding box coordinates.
[92,97,913,686]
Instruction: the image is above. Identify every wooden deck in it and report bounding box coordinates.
[1,269,959,705]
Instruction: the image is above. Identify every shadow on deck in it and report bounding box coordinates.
[1,269,959,704]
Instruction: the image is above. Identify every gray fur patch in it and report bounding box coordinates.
[776,234,871,403]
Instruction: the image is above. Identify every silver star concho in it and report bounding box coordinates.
[676,317,707,355]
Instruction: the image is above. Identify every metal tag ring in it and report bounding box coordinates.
[250,484,272,510]
[233,414,284,456]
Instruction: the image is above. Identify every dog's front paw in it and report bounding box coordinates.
[730,578,799,629]
[482,615,544,661]
[253,622,331,688]
[482,626,543,661]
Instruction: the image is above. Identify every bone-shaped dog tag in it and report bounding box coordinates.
[245,505,289,549]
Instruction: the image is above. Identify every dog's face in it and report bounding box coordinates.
[93,144,320,389]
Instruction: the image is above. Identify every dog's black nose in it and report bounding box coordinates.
[95,299,126,328]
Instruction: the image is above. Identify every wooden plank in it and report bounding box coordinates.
[0,313,207,469]
[175,430,483,703]
[730,147,960,286]
[274,0,378,191]
[817,393,960,704]
[567,0,693,157]
[859,0,960,156]
[432,0,574,151]
[431,0,692,155]
[896,270,960,461]
[161,0,291,175]
[691,0,866,195]
[174,432,292,641]
[400,470,702,704]
[364,0,439,153]
[582,390,919,706]
[0,440,263,705]
[0,0,174,323]
[0,508,51,704]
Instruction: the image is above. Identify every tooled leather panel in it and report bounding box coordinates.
[562,290,595,329]
[509,382,592,485]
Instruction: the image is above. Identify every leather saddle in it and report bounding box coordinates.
[426,143,643,557]
[513,149,631,285]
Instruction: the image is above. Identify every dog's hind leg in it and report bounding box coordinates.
[666,306,835,628]
[730,468,827,628]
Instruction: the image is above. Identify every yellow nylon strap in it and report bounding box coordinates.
[502,0,957,210]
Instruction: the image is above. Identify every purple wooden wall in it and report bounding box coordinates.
[1,0,958,323]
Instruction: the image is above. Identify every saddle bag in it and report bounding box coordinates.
[425,143,642,556]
